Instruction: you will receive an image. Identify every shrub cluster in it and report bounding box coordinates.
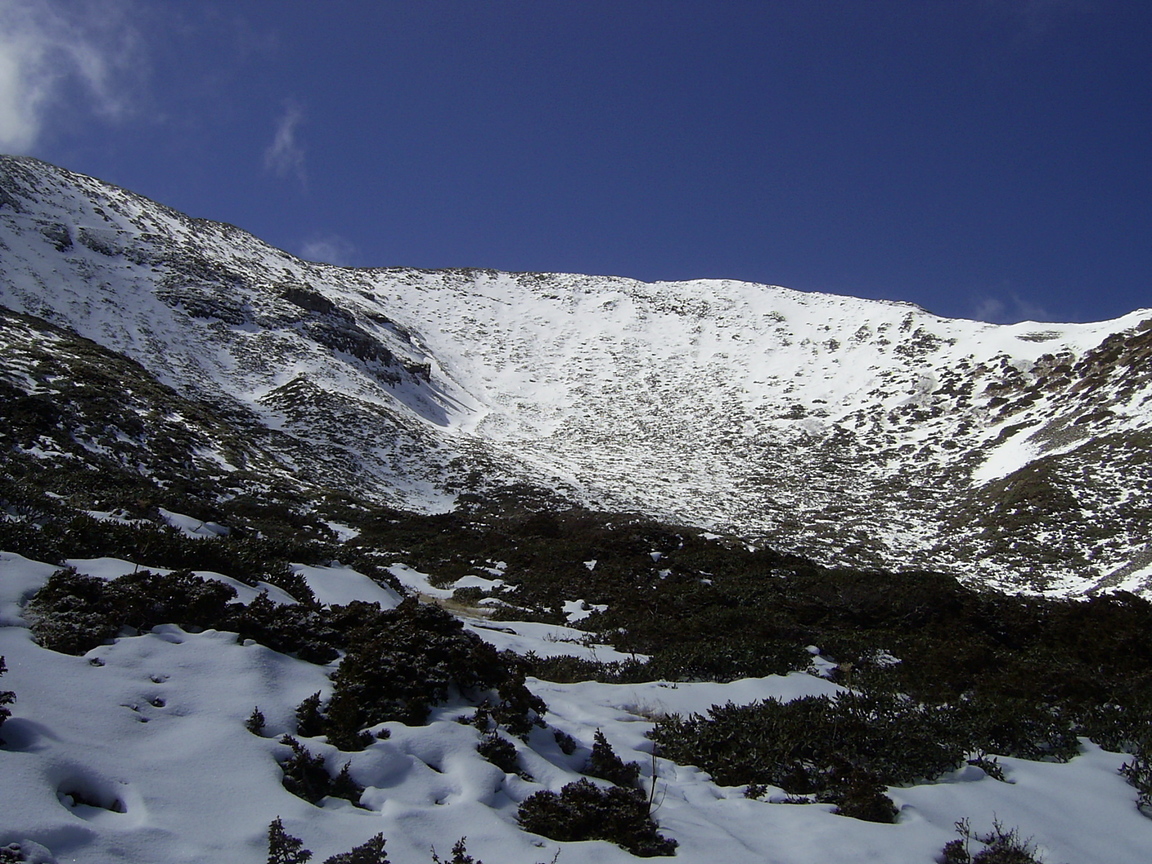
[517,779,676,857]
[267,817,387,864]
[476,732,522,776]
[1120,749,1152,812]
[648,690,1093,822]
[277,735,364,807]
[650,692,962,821]
[267,821,505,864]
[25,572,546,746]
[941,819,1046,864]
[515,728,674,856]
[585,729,641,788]
[324,598,545,738]
[24,567,237,655]
[22,567,339,661]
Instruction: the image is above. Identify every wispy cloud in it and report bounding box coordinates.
[263,101,306,184]
[972,291,1053,324]
[301,234,356,266]
[0,0,142,153]
[985,0,1093,44]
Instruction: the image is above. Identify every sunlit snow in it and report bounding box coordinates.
[2,551,1151,863]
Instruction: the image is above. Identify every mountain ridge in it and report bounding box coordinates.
[1,154,1150,596]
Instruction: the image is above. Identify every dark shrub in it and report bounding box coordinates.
[278,735,332,805]
[225,592,339,664]
[430,838,481,864]
[942,819,1046,864]
[650,692,962,800]
[477,733,521,775]
[24,568,120,654]
[0,657,13,744]
[326,599,545,732]
[1120,748,1152,811]
[110,567,238,632]
[517,779,677,857]
[25,566,238,654]
[586,729,641,788]
[247,707,266,735]
[322,834,388,864]
[267,816,312,864]
[296,692,325,737]
[814,762,898,823]
[554,729,577,755]
[330,761,366,806]
[277,735,363,807]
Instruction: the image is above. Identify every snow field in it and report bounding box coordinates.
[2,552,1151,863]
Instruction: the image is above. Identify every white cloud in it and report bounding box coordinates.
[0,0,142,153]
[301,234,356,266]
[263,102,306,184]
[972,291,1052,324]
[1012,0,1091,38]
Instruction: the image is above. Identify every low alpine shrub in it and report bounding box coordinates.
[941,818,1046,864]
[277,735,364,807]
[25,567,237,654]
[323,834,389,864]
[813,762,898,823]
[26,572,546,745]
[267,817,311,864]
[246,706,266,735]
[517,778,677,857]
[325,599,546,735]
[585,729,641,788]
[477,732,522,775]
[0,657,13,744]
[267,818,390,864]
[430,837,481,864]
[296,692,325,737]
[1120,748,1152,812]
[650,691,961,804]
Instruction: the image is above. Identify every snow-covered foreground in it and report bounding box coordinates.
[1,551,1149,863]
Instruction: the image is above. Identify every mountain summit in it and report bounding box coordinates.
[1,155,1149,595]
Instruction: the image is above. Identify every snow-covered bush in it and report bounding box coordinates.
[523,653,651,684]
[517,779,677,857]
[812,762,898,823]
[949,696,1080,763]
[23,568,123,653]
[227,591,339,664]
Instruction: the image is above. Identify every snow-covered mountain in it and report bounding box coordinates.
[1,155,1150,596]
[3,156,1152,864]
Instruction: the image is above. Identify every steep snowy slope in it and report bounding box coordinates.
[1,155,1150,595]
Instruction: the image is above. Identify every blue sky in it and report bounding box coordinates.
[1,0,1149,324]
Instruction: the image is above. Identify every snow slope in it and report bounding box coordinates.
[2,551,1151,864]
